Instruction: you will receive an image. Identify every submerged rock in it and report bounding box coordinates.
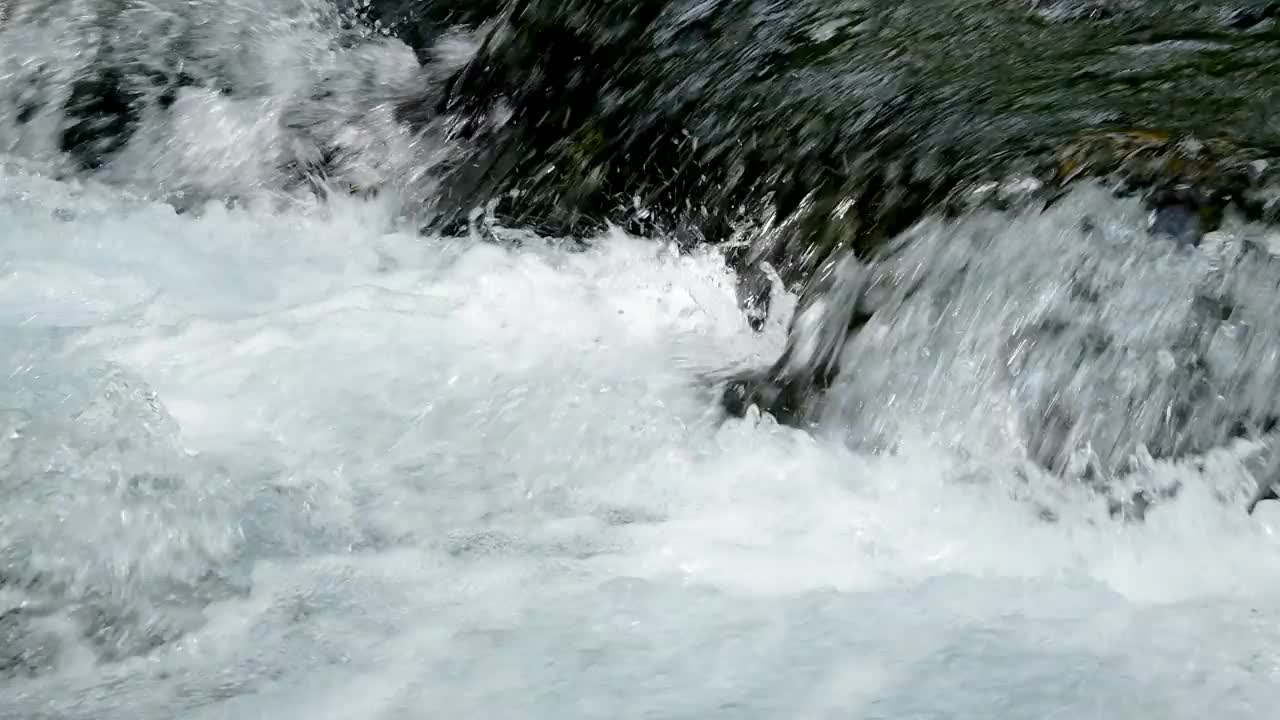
[723,129,1280,417]
[731,182,1280,517]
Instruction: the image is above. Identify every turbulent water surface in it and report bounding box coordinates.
[4,1,1280,718]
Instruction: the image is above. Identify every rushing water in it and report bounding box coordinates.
[6,149,1280,720]
[5,1,1280,717]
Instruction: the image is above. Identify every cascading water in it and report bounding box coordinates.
[799,183,1280,516]
[4,1,1280,717]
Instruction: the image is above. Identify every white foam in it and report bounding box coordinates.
[4,164,1280,717]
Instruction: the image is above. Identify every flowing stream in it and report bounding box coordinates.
[4,1,1280,717]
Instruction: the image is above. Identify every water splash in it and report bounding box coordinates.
[3,140,1280,717]
[4,1,1280,715]
[0,0,477,216]
[767,183,1280,514]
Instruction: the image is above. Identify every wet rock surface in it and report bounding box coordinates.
[408,1,1280,261]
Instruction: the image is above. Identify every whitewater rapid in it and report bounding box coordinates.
[3,159,1280,718]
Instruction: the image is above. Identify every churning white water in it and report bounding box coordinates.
[4,1,1280,718]
[5,156,1280,719]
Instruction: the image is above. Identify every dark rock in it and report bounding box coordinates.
[1148,189,1205,245]
[347,0,508,59]
[60,66,140,170]
[1221,1,1280,30]
[416,1,1280,261]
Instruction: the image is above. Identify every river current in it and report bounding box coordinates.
[4,1,1280,717]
